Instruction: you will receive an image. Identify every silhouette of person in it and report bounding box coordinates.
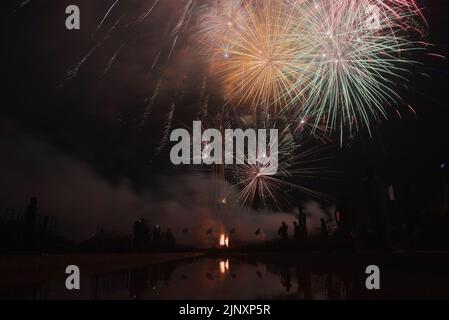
[296,265,312,300]
[362,168,390,251]
[129,267,149,299]
[133,219,149,252]
[293,221,301,241]
[164,228,176,249]
[24,197,38,250]
[152,225,162,250]
[335,196,354,240]
[278,222,289,240]
[298,206,308,238]
[321,218,330,237]
[401,184,419,251]
[280,266,292,292]
[327,274,336,299]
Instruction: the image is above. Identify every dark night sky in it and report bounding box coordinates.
[1,0,449,240]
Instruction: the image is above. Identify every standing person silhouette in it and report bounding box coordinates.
[363,168,390,251]
[320,218,331,238]
[24,197,38,251]
[278,222,289,240]
[293,221,301,241]
[335,196,354,241]
[298,206,308,240]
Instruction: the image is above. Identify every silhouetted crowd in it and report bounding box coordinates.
[133,219,176,252]
[273,167,449,251]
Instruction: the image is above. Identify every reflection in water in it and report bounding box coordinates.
[0,258,354,300]
[281,266,292,292]
[219,259,230,275]
[128,263,176,300]
[2,256,448,300]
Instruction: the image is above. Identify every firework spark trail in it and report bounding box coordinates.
[167,0,199,60]
[107,15,123,36]
[54,0,429,143]
[196,76,210,120]
[95,0,120,35]
[63,17,122,83]
[170,0,196,37]
[13,0,31,13]
[64,44,101,82]
[144,51,162,78]
[196,0,246,57]
[196,91,212,124]
[154,102,176,157]
[293,116,333,144]
[168,36,178,60]
[365,0,426,27]
[137,0,160,24]
[180,2,197,35]
[199,76,208,100]
[139,77,162,127]
[100,43,125,78]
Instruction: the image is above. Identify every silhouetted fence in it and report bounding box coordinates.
[0,207,58,254]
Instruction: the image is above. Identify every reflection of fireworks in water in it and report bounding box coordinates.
[226,125,331,209]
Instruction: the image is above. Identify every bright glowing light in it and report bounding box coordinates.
[219,259,230,274]
[219,233,229,247]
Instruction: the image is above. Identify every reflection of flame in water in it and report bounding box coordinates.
[219,259,230,274]
[219,234,229,247]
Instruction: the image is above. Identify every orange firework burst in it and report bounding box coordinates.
[210,1,305,114]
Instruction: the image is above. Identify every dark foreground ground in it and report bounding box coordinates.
[0,253,203,289]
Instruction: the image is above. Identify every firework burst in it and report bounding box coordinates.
[226,124,331,209]
[196,0,247,58]
[207,1,304,113]
[196,0,426,136]
[284,0,423,136]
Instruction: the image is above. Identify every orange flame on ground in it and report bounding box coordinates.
[219,233,230,247]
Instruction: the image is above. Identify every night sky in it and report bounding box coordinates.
[2,0,449,242]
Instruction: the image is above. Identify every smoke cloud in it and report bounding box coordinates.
[0,120,330,247]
